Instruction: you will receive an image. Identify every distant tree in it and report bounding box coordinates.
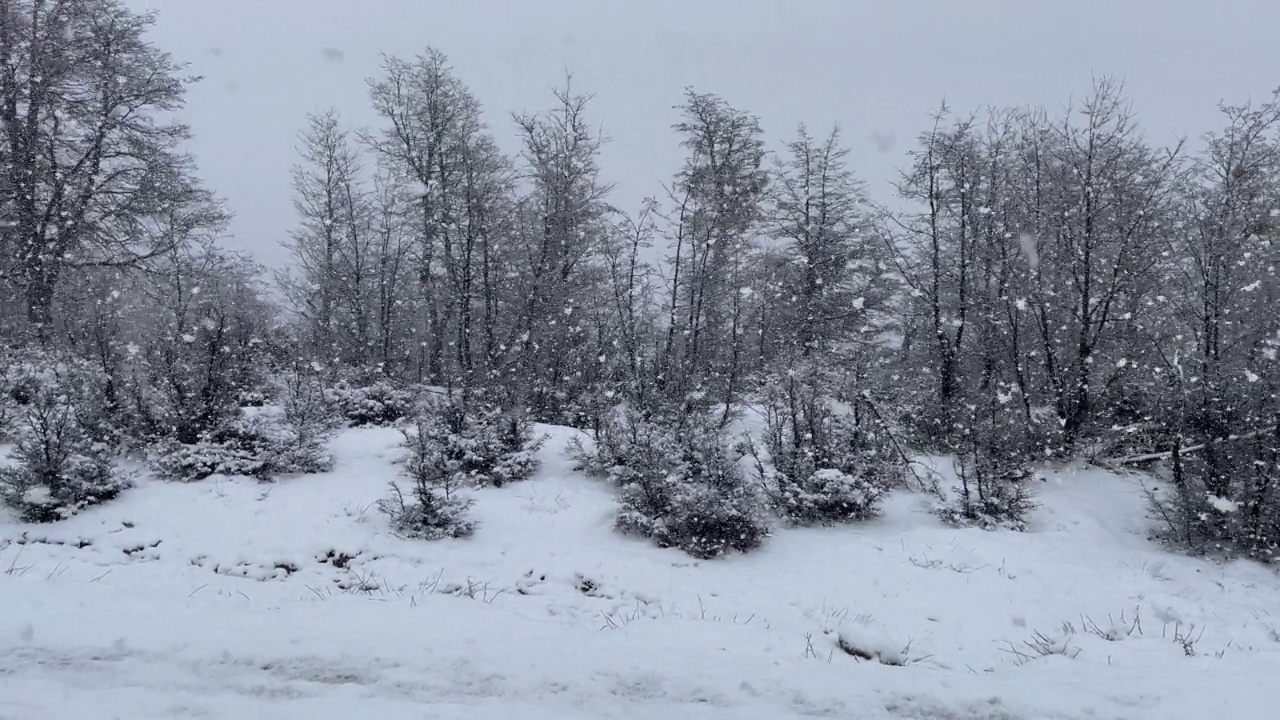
[365,48,516,398]
[883,105,983,444]
[369,170,415,376]
[595,200,661,409]
[281,108,380,369]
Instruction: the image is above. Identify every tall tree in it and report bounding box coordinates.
[884,105,983,442]
[508,81,613,418]
[769,124,884,363]
[661,90,768,411]
[282,108,374,368]
[1024,80,1182,446]
[0,0,203,339]
[1150,90,1280,554]
[366,48,513,396]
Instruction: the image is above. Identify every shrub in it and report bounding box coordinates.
[0,366,129,523]
[935,451,1037,531]
[0,350,118,445]
[152,410,333,482]
[747,372,893,526]
[1146,428,1280,561]
[325,380,416,427]
[280,369,340,452]
[931,402,1038,530]
[378,397,543,540]
[238,390,267,407]
[579,407,769,559]
[379,412,476,540]
[417,398,544,487]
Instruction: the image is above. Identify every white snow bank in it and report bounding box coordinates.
[1,426,1278,719]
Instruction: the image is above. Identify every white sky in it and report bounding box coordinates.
[126,0,1280,268]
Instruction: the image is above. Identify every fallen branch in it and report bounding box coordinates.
[1110,426,1272,466]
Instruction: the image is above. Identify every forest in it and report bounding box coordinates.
[2,0,1278,563]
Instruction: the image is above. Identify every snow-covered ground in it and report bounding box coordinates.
[2,424,1278,719]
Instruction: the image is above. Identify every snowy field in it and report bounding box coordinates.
[2,424,1279,719]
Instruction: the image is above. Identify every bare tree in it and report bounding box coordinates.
[0,0,203,339]
[281,108,374,368]
[1148,90,1280,554]
[769,124,885,363]
[1024,80,1182,446]
[508,80,613,418]
[660,90,768,413]
[365,49,464,383]
[882,104,982,442]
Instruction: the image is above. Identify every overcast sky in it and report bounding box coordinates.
[125,0,1280,268]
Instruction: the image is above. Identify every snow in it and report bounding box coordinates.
[2,425,1279,719]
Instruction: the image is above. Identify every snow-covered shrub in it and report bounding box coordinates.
[579,407,768,559]
[748,372,892,526]
[238,390,267,407]
[0,350,119,445]
[378,397,543,539]
[379,412,476,540]
[1146,431,1280,561]
[464,403,544,487]
[0,367,129,522]
[152,411,333,482]
[280,369,340,447]
[325,380,416,427]
[618,476,767,559]
[933,402,1038,530]
[130,247,275,447]
[425,398,542,487]
[935,452,1037,531]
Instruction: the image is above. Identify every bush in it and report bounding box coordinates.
[747,373,893,526]
[152,410,333,482]
[379,412,476,540]
[618,478,767,559]
[1146,429,1280,561]
[280,369,340,450]
[926,391,1039,531]
[238,390,267,407]
[463,404,544,487]
[325,380,416,427]
[417,398,544,487]
[579,407,769,559]
[935,452,1037,531]
[0,350,118,445]
[0,365,130,523]
[378,397,543,539]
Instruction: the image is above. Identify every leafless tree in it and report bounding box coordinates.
[0,0,206,340]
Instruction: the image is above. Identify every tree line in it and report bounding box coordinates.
[1,0,1277,558]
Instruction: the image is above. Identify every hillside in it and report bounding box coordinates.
[2,424,1278,719]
